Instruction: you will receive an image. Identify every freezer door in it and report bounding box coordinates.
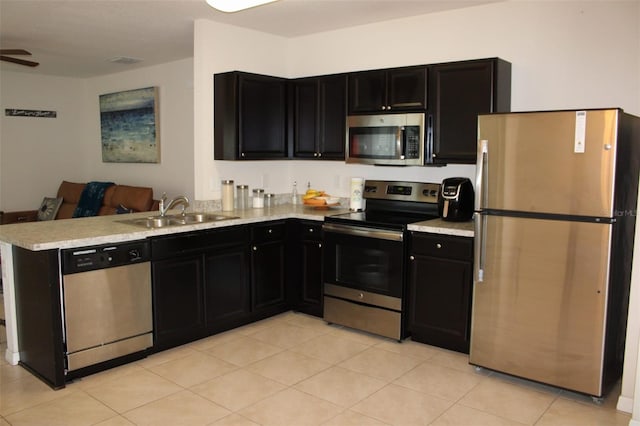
[470,215,611,396]
[477,109,619,217]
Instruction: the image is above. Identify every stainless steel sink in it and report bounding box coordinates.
[119,212,239,229]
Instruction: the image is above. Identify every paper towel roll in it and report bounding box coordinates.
[350,177,365,211]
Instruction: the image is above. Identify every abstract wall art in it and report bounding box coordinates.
[100,86,160,163]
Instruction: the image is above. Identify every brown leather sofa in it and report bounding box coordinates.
[0,180,159,224]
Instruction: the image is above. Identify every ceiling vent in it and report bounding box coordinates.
[108,56,143,65]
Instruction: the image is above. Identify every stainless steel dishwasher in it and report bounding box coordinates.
[61,240,152,372]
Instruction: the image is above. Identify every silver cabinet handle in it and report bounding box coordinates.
[318,243,322,248]
[268,229,272,234]
[252,246,257,251]
[436,243,442,249]
[409,255,415,260]
[322,223,403,242]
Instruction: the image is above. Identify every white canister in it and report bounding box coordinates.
[350,177,365,211]
[221,180,234,211]
[252,188,265,208]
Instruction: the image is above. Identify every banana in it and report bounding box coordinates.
[303,189,324,200]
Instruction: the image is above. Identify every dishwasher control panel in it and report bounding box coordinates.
[62,240,150,274]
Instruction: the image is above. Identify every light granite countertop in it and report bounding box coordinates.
[0,204,473,251]
[408,217,474,237]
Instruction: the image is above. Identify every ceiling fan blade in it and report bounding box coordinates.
[0,49,32,56]
[0,55,39,67]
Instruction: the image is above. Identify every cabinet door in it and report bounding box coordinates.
[289,221,323,317]
[152,255,206,350]
[239,74,288,158]
[299,238,323,317]
[251,222,287,314]
[386,67,427,111]
[429,59,511,164]
[408,253,472,353]
[293,78,319,158]
[348,70,386,113]
[317,75,346,159]
[293,75,346,160]
[251,240,286,312]
[214,72,288,160]
[205,246,251,333]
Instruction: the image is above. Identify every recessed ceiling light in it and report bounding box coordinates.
[205,0,279,13]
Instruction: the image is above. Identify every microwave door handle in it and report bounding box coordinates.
[397,126,404,159]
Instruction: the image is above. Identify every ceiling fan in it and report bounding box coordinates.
[0,49,39,67]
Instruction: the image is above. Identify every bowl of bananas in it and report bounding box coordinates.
[303,189,340,208]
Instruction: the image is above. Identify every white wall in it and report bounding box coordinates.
[194,20,290,201]
[0,58,194,212]
[84,58,195,202]
[0,72,88,210]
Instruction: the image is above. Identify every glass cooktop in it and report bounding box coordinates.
[326,210,439,230]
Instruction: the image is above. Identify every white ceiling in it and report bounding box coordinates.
[0,0,501,78]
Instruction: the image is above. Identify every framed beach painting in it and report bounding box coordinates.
[100,86,160,163]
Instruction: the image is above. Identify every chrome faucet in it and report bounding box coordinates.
[159,193,190,217]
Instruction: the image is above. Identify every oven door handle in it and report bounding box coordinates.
[322,223,403,242]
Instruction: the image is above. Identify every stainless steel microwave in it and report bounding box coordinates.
[346,113,425,166]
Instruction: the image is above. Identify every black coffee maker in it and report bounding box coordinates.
[438,177,474,221]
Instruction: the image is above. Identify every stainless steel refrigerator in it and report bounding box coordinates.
[470,109,640,397]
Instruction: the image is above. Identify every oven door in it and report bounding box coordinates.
[322,223,405,298]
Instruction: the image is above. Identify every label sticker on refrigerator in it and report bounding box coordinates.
[574,111,586,153]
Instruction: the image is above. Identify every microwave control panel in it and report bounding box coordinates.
[403,126,421,159]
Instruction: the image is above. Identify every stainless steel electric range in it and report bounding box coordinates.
[322,180,441,340]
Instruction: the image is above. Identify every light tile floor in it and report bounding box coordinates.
[0,311,632,425]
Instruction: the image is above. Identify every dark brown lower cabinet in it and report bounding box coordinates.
[151,226,250,351]
[408,232,473,353]
[205,245,251,334]
[251,221,288,316]
[288,220,323,317]
[152,254,207,350]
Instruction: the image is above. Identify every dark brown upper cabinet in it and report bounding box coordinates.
[292,74,347,160]
[427,58,511,164]
[214,71,288,160]
[348,66,427,114]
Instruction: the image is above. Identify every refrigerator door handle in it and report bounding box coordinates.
[474,213,486,282]
[475,139,488,210]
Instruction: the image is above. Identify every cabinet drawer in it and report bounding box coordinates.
[410,233,472,260]
[251,222,286,243]
[300,222,323,240]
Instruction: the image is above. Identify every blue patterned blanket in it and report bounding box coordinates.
[72,181,115,218]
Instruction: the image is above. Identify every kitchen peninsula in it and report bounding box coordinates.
[0,203,472,389]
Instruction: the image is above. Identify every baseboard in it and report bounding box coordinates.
[4,347,19,365]
[617,395,633,413]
